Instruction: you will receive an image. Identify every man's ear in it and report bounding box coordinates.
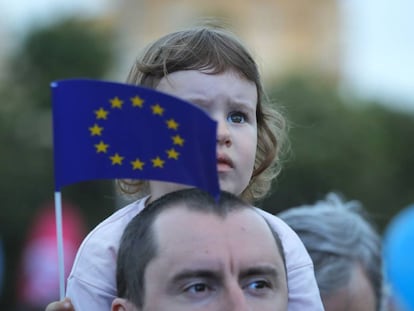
[111,298,139,311]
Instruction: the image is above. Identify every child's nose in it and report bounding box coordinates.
[216,119,232,147]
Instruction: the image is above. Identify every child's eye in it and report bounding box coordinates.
[227,111,247,124]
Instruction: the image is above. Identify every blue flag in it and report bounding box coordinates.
[51,79,219,198]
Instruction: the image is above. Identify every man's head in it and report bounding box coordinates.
[279,193,383,311]
[113,188,288,311]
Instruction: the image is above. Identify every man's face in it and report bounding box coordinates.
[322,263,376,311]
[141,206,288,311]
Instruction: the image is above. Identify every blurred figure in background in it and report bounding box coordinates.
[383,204,414,311]
[278,193,384,311]
[15,201,86,311]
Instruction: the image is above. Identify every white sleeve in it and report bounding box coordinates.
[66,274,115,310]
[65,226,118,310]
[66,198,147,310]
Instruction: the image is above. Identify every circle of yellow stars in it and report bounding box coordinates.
[88,95,185,171]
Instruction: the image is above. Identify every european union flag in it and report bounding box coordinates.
[51,79,219,198]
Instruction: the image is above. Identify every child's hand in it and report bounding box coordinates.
[45,297,75,311]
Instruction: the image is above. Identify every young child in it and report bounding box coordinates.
[48,26,323,310]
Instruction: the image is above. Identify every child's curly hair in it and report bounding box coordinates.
[117,26,288,203]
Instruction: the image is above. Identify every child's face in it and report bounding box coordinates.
[156,70,258,196]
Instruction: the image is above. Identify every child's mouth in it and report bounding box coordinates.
[217,155,233,172]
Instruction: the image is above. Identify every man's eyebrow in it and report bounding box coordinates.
[239,265,280,280]
[170,269,221,283]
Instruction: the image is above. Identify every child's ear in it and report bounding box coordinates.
[111,298,139,311]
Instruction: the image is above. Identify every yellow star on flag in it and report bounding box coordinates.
[151,104,164,116]
[131,158,145,170]
[166,118,179,130]
[95,108,109,120]
[89,124,103,136]
[110,153,124,165]
[131,96,144,108]
[95,141,109,153]
[110,97,123,109]
[166,148,180,160]
[172,135,185,146]
[151,156,165,168]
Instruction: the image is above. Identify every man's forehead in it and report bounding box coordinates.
[154,202,258,226]
[149,205,287,278]
[152,205,274,248]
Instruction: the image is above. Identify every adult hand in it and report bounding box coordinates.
[45,297,75,311]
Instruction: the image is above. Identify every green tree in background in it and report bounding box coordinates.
[10,18,114,109]
[260,74,414,232]
[0,18,116,309]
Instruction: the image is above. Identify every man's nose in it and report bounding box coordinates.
[221,283,249,311]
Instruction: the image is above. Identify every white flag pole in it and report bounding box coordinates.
[54,191,65,299]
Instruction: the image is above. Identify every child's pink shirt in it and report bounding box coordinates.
[66,196,324,310]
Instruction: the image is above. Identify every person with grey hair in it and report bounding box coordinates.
[278,193,383,311]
